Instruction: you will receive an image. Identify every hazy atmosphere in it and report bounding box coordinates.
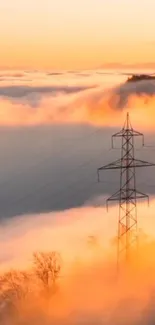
[1,0,155,69]
[0,69,155,324]
[0,70,155,218]
[1,0,155,324]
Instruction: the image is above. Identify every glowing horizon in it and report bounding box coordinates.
[1,0,155,69]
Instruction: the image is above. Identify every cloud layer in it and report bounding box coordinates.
[0,70,155,127]
[1,201,155,324]
[0,66,155,323]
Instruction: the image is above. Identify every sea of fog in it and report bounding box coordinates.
[0,69,155,324]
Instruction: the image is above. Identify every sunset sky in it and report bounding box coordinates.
[1,0,155,69]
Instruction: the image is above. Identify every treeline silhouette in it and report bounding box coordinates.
[0,251,62,324]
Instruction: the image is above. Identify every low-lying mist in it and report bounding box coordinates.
[0,200,155,324]
[0,70,155,323]
[0,71,155,128]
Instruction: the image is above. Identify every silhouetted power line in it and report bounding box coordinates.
[97,112,155,273]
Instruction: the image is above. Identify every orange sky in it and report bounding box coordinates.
[1,0,155,69]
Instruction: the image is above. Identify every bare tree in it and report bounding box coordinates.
[0,269,31,322]
[33,251,62,295]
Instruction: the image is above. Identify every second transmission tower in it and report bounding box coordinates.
[97,113,155,269]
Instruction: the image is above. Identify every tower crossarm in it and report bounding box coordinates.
[106,189,149,208]
[111,113,144,148]
[106,189,149,202]
[98,158,155,175]
[112,129,144,138]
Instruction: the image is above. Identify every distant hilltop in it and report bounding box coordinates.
[127,74,155,83]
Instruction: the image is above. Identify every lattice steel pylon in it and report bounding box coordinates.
[97,113,155,271]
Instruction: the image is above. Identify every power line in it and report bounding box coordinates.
[97,112,155,274]
[1,140,155,218]
[1,122,155,220]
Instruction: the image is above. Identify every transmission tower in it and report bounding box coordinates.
[97,113,155,270]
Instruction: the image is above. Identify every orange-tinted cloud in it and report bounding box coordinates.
[0,80,155,129]
[1,200,155,323]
